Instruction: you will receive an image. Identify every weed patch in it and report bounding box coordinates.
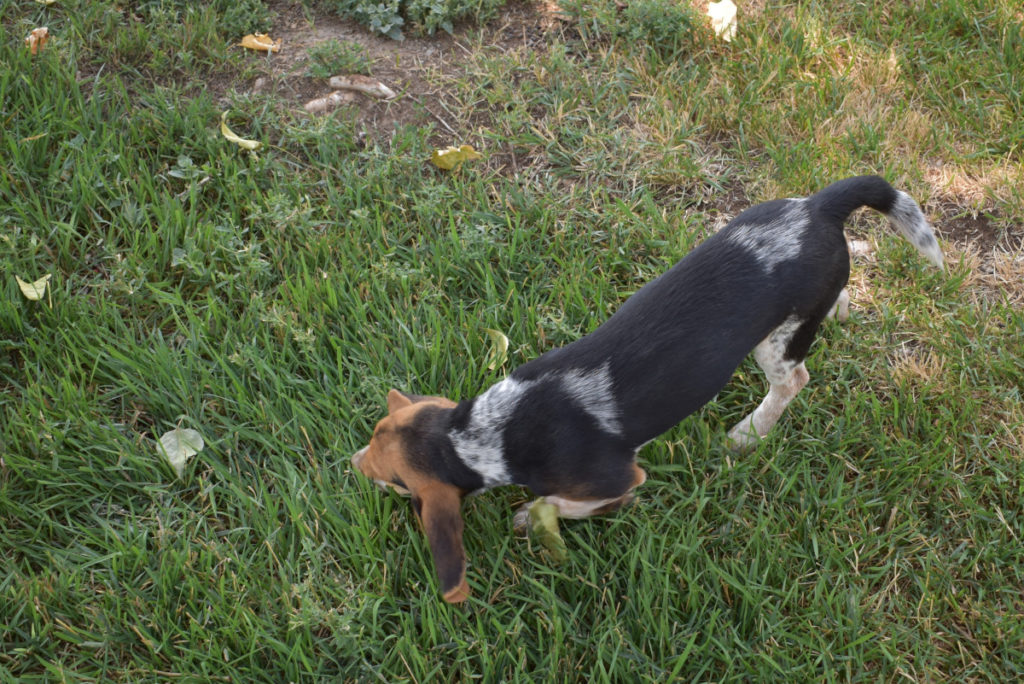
[318,0,509,39]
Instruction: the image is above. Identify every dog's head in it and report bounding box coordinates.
[352,389,471,603]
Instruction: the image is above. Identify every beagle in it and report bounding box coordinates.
[352,175,944,603]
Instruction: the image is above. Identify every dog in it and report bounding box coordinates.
[352,175,944,602]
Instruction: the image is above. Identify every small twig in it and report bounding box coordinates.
[406,93,458,136]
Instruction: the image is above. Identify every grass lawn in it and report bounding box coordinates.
[2,0,1022,680]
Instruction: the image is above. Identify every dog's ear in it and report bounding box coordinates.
[387,389,414,414]
[412,482,470,603]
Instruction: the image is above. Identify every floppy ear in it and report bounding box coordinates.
[413,482,470,603]
[387,389,413,414]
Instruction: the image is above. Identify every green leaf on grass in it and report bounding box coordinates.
[529,500,568,563]
[483,327,509,370]
[15,274,51,301]
[158,427,204,477]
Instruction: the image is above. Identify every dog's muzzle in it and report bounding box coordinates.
[352,445,368,469]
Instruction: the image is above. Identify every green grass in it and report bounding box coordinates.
[2,0,1023,680]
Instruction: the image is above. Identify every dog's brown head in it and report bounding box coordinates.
[352,389,470,603]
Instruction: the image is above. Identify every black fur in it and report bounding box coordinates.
[501,380,634,498]
[401,407,485,494]
[508,179,868,447]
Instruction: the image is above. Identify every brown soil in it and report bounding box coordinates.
[935,208,1022,254]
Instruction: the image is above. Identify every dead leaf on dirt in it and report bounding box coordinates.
[25,27,49,55]
[328,75,396,100]
[430,144,483,171]
[220,111,262,151]
[15,273,52,301]
[238,33,281,53]
[304,90,358,114]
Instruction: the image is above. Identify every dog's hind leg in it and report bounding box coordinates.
[728,318,811,452]
[512,463,647,536]
[826,288,850,322]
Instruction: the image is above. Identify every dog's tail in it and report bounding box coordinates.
[811,175,944,270]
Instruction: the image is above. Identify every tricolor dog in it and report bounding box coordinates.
[352,175,944,602]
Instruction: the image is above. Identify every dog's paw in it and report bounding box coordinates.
[727,417,761,453]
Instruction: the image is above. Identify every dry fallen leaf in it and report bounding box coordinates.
[304,90,357,114]
[25,27,49,55]
[328,75,396,100]
[539,0,569,30]
[238,33,281,53]
[483,328,509,370]
[220,111,262,151]
[707,0,738,42]
[15,274,52,301]
[430,144,483,171]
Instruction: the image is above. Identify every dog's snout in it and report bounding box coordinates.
[352,445,368,469]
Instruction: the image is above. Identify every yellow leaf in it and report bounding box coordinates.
[16,274,52,301]
[482,328,509,370]
[430,144,483,171]
[35,0,58,5]
[238,33,281,53]
[220,111,262,151]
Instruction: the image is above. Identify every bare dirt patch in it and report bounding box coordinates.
[937,212,1001,252]
[931,206,1024,294]
[242,0,552,137]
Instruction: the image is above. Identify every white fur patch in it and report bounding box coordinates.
[754,316,803,384]
[449,377,527,487]
[728,316,810,451]
[544,495,627,518]
[887,191,944,269]
[560,363,622,435]
[725,199,810,272]
[449,364,620,487]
